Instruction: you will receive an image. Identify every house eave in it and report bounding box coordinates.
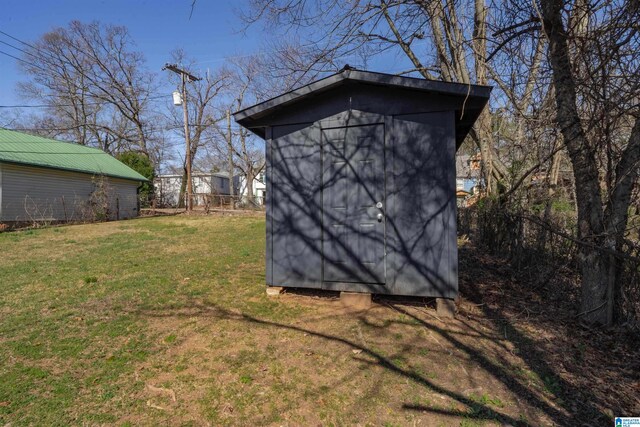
[233,69,491,145]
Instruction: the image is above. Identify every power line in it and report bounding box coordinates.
[0,39,40,62]
[0,30,96,87]
[6,104,59,109]
[6,129,155,140]
[0,29,61,66]
[0,94,174,109]
[0,30,173,108]
[0,104,67,108]
[0,30,52,71]
[0,30,39,51]
[7,127,96,132]
[0,49,47,72]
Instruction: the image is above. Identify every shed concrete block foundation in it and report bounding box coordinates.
[340,292,372,310]
[436,298,456,318]
[266,286,284,296]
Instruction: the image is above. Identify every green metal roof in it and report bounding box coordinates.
[0,128,148,182]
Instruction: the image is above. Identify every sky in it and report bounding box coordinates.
[0,0,414,171]
[0,0,264,107]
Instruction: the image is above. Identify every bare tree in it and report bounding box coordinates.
[17,21,159,155]
[243,0,518,192]
[531,0,640,325]
[212,57,266,207]
[472,0,640,325]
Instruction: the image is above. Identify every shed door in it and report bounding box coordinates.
[322,124,385,284]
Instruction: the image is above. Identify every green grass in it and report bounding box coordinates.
[0,214,549,426]
[0,216,270,425]
[470,393,505,408]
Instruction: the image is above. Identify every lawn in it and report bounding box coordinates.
[0,214,637,426]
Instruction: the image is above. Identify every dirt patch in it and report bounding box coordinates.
[132,295,541,424]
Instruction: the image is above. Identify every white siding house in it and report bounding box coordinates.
[154,172,232,207]
[237,171,266,206]
[0,129,147,223]
[155,171,267,207]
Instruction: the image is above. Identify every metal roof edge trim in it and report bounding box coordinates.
[346,70,492,98]
[0,159,149,182]
[233,69,492,123]
[233,73,347,122]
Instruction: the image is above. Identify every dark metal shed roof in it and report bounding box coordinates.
[234,68,491,145]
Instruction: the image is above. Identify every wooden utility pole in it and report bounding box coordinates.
[226,109,235,209]
[181,72,193,212]
[163,63,201,212]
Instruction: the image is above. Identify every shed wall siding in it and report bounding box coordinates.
[270,123,323,288]
[108,178,140,219]
[268,109,458,298]
[0,163,139,222]
[385,111,458,298]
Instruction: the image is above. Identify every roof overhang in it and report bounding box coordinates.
[233,69,492,146]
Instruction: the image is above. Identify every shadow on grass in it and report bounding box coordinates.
[130,281,611,427]
[134,300,527,425]
[125,254,611,426]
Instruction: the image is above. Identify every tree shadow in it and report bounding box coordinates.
[132,257,615,427]
[259,119,601,423]
[267,110,458,298]
[132,299,528,425]
[454,245,609,425]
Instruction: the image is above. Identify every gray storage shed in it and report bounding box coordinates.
[234,69,491,300]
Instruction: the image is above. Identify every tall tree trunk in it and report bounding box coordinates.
[475,0,508,193]
[605,118,640,321]
[475,112,498,192]
[541,0,609,324]
[245,170,255,206]
[177,168,188,209]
